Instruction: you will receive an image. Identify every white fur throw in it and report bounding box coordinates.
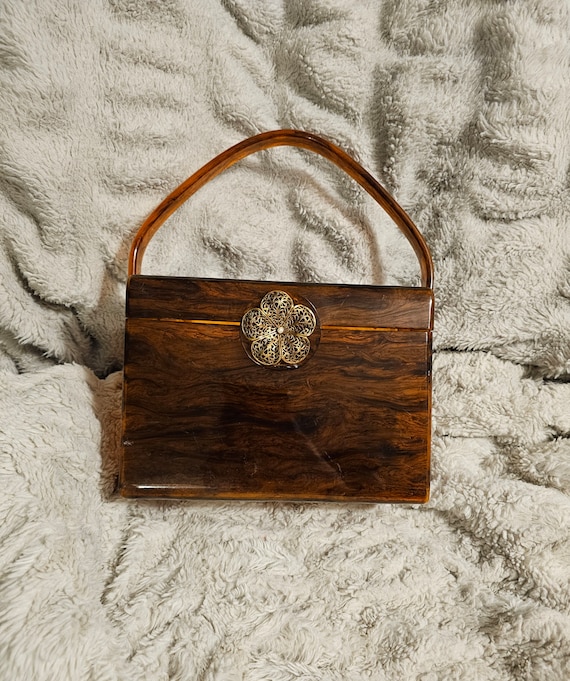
[1,1,569,679]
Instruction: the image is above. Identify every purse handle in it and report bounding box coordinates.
[128,129,434,288]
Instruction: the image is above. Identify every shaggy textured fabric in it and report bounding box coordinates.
[1,1,569,679]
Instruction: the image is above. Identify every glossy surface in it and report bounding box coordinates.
[120,277,433,502]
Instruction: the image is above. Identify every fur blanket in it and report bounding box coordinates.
[1,1,569,679]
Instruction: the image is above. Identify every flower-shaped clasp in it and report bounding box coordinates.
[241,290,317,367]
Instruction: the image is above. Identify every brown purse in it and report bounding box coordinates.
[120,130,434,502]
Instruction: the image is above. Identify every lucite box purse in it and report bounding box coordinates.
[120,130,434,502]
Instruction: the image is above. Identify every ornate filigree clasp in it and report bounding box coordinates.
[241,290,317,367]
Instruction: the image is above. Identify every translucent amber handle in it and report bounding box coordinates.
[129,129,433,288]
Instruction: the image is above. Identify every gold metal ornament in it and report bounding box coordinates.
[241,290,317,367]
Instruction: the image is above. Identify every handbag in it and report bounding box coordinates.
[120,130,434,502]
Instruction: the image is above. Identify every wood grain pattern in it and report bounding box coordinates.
[120,277,433,502]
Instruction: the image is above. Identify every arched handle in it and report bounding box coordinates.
[129,129,434,288]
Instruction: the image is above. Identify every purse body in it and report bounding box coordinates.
[121,275,433,502]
